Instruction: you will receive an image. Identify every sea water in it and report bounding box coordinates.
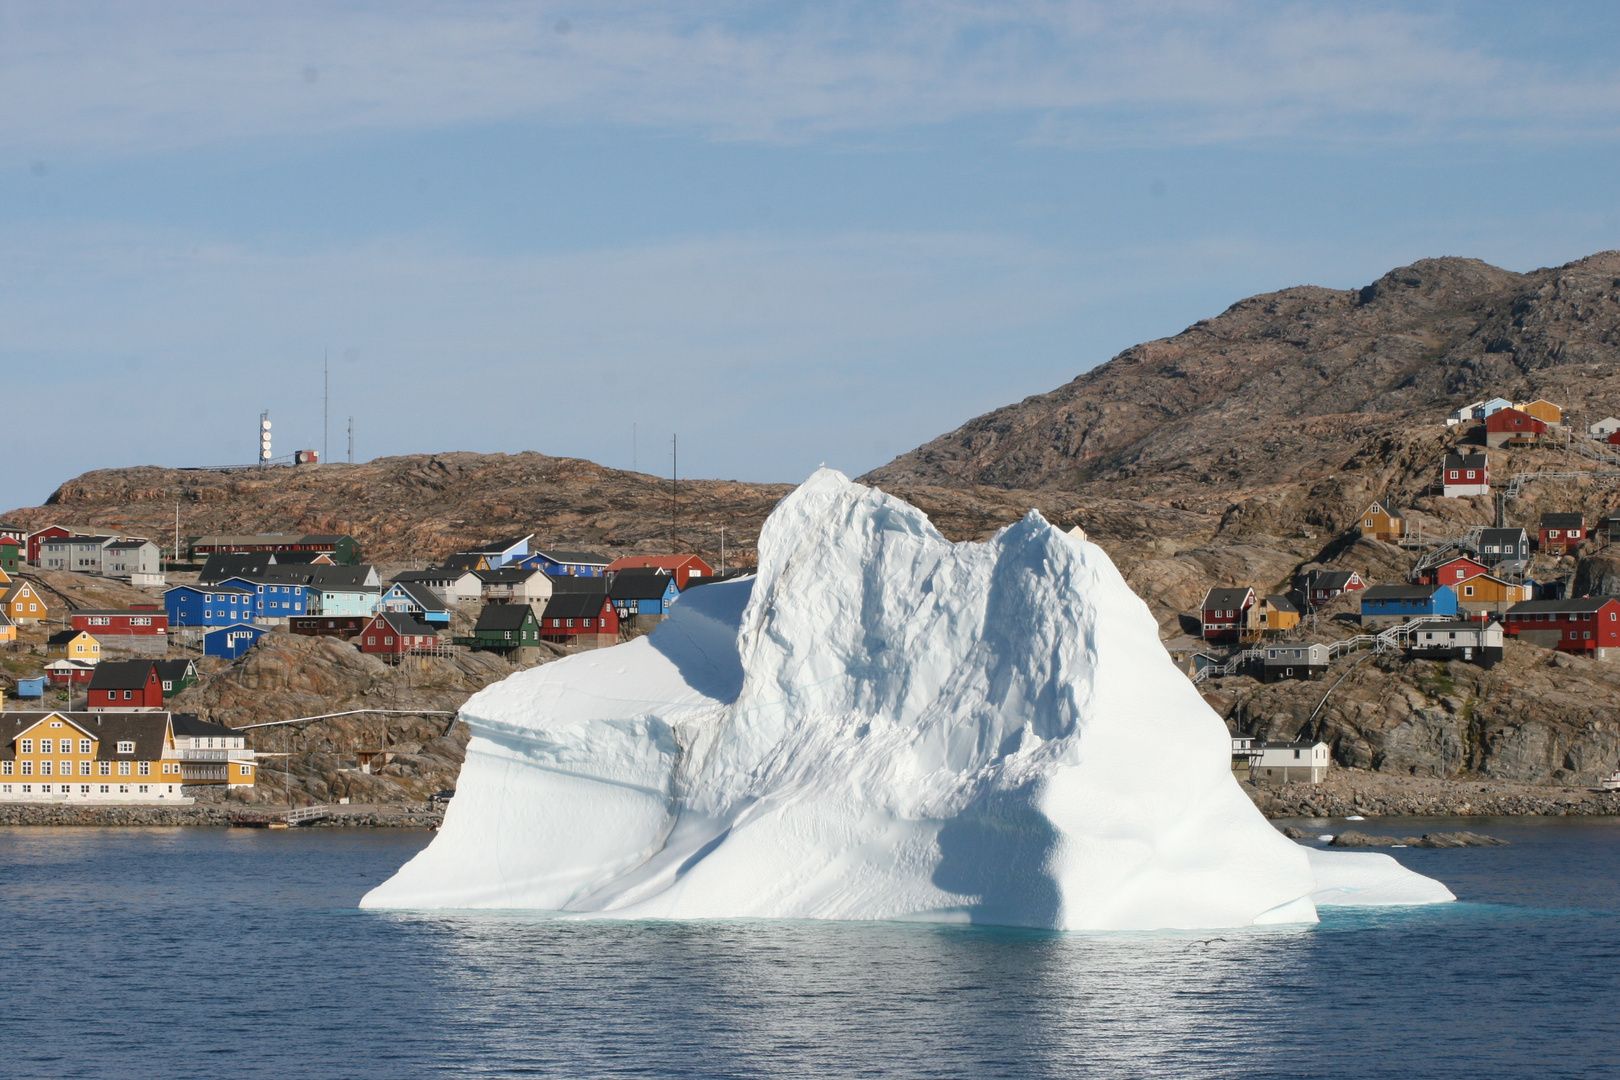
[2,817,1616,1079]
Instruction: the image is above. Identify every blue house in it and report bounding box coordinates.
[515,548,612,577]
[216,576,309,620]
[448,534,533,570]
[1360,584,1459,628]
[15,676,46,698]
[165,585,258,627]
[204,623,265,659]
[377,582,451,625]
[609,570,682,617]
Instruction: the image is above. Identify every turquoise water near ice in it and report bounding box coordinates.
[2,816,1617,1079]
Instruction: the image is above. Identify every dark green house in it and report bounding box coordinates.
[154,658,199,698]
[0,537,20,574]
[467,605,543,651]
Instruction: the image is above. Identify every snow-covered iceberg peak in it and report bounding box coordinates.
[362,469,1452,928]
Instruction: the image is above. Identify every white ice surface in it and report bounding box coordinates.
[362,469,1452,929]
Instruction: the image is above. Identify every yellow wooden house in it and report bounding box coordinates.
[0,611,14,645]
[1358,500,1405,542]
[1,711,186,802]
[1456,574,1531,615]
[46,630,101,661]
[1515,399,1563,425]
[1243,594,1302,640]
[1,580,47,624]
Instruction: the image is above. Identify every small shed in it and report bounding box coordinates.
[16,676,46,698]
[204,623,266,659]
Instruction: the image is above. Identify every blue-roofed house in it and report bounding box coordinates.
[1359,584,1459,628]
[449,534,534,570]
[204,623,266,659]
[514,548,612,577]
[376,581,451,625]
[165,585,259,627]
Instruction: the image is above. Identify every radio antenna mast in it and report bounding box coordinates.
[323,347,329,464]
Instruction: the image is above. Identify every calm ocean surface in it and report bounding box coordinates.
[3,817,1617,1080]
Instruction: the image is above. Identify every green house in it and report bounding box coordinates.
[470,604,542,649]
[154,658,199,698]
[0,538,20,574]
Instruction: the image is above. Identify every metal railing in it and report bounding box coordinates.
[1191,615,1455,685]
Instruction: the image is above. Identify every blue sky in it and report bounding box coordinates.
[5,1,1620,511]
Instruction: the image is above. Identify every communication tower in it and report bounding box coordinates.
[260,411,273,465]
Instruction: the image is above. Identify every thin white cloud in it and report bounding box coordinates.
[2,1,1618,156]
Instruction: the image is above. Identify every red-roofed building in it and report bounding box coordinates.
[606,554,715,590]
[1485,407,1548,448]
[1425,556,1490,589]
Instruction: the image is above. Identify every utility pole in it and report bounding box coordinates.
[720,525,725,575]
[323,347,329,464]
[174,501,180,570]
[671,434,678,553]
[633,423,637,471]
[348,417,354,464]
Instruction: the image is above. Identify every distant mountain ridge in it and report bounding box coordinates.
[863,251,1620,501]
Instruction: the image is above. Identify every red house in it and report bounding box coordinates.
[1199,586,1255,642]
[1539,513,1585,554]
[1485,408,1548,447]
[358,611,442,659]
[1300,570,1367,607]
[1503,597,1620,656]
[72,610,169,636]
[606,555,715,591]
[26,524,70,565]
[86,660,165,711]
[1425,556,1489,589]
[540,592,620,646]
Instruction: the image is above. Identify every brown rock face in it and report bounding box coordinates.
[864,252,1620,507]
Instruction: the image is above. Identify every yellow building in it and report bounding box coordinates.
[1357,500,1405,542]
[1456,574,1531,615]
[0,611,14,645]
[1,580,47,624]
[1243,594,1302,640]
[46,630,101,661]
[1515,399,1563,425]
[0,711,259,803]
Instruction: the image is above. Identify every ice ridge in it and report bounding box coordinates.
[361,469,1452,928]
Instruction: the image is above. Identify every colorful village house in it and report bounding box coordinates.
[475,566,555,608]
[1475,527,1531,567]
[1427,555,1490,589]
[514,549,613,577]
[203,623,265,659]
[391,567,483,604]
[1453,573,1530,616]
[1357,501,1405,543]
[1242,594,1301,640]
[71,609,169,655]
[1514,399,1563,425]
[1252,741,1332,786]
[1359,584,1459,629]
[1504,597,1620,659]
[1440,453,1490,498]
[1199,586,1255,642]
[164,584,257,627]
[358,611,442,660]
[301,565,380,616]
[0,536,20,574]
[45,659,97,686]
[154,659,199,698]
[2,579,47,624]
[1591,417,1620,438]
[214,574,309,622]
[87,660,165,711]
[0,711,190,803]
[1539,512,1585,554]
[1261,643,1331,682]
[170,714,258,788]
[376,581,451,625]
[1485,407,1547,448]
[445,534,534,571]
[289,614,370,639]
[1408,620,1504,668]
[0,521,24,544]
[0,611,15,645]
[469,604,545,652]
[46,630,101,663]
[606,555,715,590]
[1298,570,1367,608]
[187,533,362,564]
[24,525,69,565]
[609,570,682,624]
[537,592,619,648]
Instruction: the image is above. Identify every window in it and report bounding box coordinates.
[117,741,134,754]
[1293,749,1301,759]
[78,739,90,753]
[18,739,31,753]
[100,784,109,793]
[384,636,394,645]
[119,784,129,793]
[1466,470,1476,479]
[80,761,91,775]
[138,761,150,776]
[119,762,131,776]
[40,761,51,775]
[99,761,111,775]
[20,762,30,775]
[1,762,10,776]
[366,636,375,645]
[41,738,54,753]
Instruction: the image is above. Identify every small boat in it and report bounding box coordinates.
[1600,771,1620,791]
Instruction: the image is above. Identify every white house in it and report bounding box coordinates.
[1591,417,1620,438]
[1441,453,1490,498]
[1253,741,1331,786]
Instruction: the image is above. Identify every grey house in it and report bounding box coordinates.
[1261,643,1330,682]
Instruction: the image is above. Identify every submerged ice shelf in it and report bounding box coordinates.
[362,470,1452,928]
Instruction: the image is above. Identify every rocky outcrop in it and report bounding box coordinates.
[1245,767,1620,817]
[1327,830,1508,848]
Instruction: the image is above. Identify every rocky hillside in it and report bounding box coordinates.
[865,251,1620,510]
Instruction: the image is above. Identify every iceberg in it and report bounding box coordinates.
[363,469,1452,928]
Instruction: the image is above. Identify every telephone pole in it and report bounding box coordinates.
[671,434,678,553]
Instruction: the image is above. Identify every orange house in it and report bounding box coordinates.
[1515,399,1563,425]
[1,580,47,624]
[1454,574,1531,614]
[1357,501,1405,542]
[606,554,716,590]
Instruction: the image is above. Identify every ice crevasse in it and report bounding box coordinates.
[362,469,1452,929]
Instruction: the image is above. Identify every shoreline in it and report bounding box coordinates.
[0,803,444,828]
[1246,769,1620,818]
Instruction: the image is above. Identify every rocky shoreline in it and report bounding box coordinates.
[1246,769,1620,818]
[0,804,443,828]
